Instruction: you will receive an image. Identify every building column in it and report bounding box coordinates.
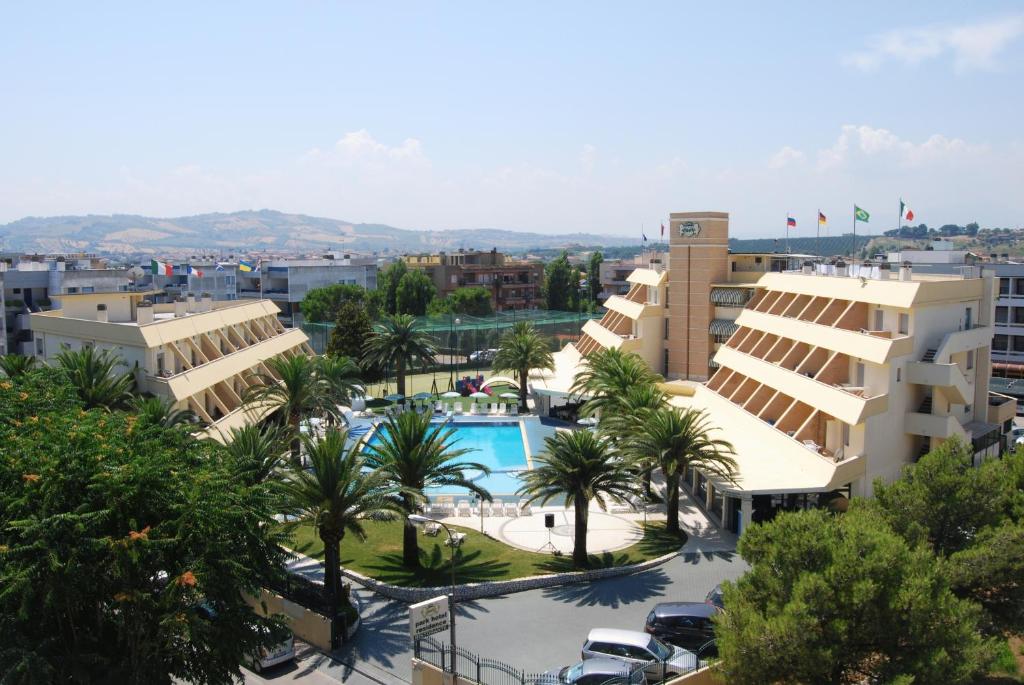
[740,496,753,536]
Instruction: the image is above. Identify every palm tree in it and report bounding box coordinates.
[132,396,197,428]
[244,355,331,464]
[518,430,640,568]
[361,314,437,397]
[54,346,135,410]
[492,321,554,413]
[625,407,737,536]
[0,354,37,378]
[317,355,362,425]
[363,411,491,568]
[570,347,663,419]
[281,429,397,641]
[222,423,289,486]
[600,383,669,498]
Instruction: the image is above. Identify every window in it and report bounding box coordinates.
[1016,279,1024,296]
[1015,337,1024,353]
[965,404,972,414]
[35,337,43,355]
[898,313,909,335]
[663,348,669,375]
[1000,278,1010,296]
[965,307,973,329]
[896,368,901,382]
[66,287,78,294]
[842,423,851,447]
[874,309,884,330]
[967,350,975,370]
[997,306,1009,324]
[664,321,669,340]
[994,334,1009,351]
[12,288,20,294]
[81,286,94,293]
[1014,308,1024,325]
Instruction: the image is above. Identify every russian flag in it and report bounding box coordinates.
[787,216,797,228]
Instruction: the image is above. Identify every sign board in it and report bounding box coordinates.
[409,595,451,639]
[679,221,702,238]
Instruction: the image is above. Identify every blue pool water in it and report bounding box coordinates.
[366,421,528,496]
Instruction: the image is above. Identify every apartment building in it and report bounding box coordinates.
[147,261,238,302]
[236,255,378,326]
[573,213,801,381]
[530,210,1014,535]
[1,254,132,355]
[30,291,314,442]
[597,252,668,302]
[403,249,543,312]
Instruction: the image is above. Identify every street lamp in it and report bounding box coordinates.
[454,317,461,390]
[408,514,457,672]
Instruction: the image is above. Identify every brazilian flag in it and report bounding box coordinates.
[854,205,870,222]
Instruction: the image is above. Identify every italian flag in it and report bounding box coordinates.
[900,198,915,222]
[151,259,173,276]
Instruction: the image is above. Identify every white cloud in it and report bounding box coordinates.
[815,124,986,170]
[844,14,1024,72]
[768,146,805,169]
[580,144,597,174]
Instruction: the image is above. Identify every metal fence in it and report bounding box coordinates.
[302,308,601,359]
[413,636,690,685]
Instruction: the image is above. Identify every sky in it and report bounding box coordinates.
[1,2,1023,239]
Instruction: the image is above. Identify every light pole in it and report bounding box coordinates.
[409,514,457,672]
[454,317,461,390]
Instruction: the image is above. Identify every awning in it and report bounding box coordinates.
[711,287,753,307]
[709,319,739,338]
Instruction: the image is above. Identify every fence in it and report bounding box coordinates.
[413,636,691,685]
[302,308,602,363]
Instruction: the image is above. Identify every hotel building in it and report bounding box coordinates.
[532,211,1015,533]
[30,291,314,442]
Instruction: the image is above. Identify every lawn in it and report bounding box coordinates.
[283,518,686,587]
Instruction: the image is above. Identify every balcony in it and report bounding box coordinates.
[987,391,1016,425]
[604,294,661,320]
[905,411,968,440]
[581,319,640,353]
[906,360,972,404]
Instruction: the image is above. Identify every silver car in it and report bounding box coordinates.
[537,657,646,685]
[582,629,696,681]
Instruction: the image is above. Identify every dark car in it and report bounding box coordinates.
[537,658,646,685]
[644,602,717,652]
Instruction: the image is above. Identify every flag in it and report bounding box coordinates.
[151,259,173,276]
[215,263,225,272]
[818,211,827,226]
[660,223,665,237]
[187,265,204,278]
[900,198,914,222]
[642,232,648,242]
[854,206,870,222]
[238,259,256,272]
[787,216,796,228]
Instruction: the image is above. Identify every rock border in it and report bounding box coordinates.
[338,545,684,603]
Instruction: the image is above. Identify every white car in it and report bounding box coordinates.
[244,630,296,673]
[581,628,696,681]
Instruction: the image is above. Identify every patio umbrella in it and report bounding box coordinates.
[469,391,489,399]
[576,417,599,426]
[364,398,393,409]
[499,392,519,400]
[412,392,433,400]
[441,391,461,399]
[385,393,405,403]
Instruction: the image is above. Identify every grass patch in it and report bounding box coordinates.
[284,519,685,587]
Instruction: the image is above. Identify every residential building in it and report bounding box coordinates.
[597,252,668,302]
[146,261,238,302]
[402,249,543,312]
[236,255,378,326]
[531,210,1014,536]
[574,212,803,381]
[30,291,314,442]
[1,253,132,355]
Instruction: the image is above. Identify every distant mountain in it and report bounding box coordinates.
[0,210,641,256]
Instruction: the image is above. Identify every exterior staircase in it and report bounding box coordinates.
[922,348,937,362]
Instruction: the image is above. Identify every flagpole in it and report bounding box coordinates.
[785,215,790,254]
[817,209,820,257]
[852,205,856,260]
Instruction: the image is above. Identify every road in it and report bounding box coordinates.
[271,548,746,684]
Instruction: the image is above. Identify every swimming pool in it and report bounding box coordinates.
[365,420,529,496]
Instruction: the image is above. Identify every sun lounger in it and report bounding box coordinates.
[491,499,503,516]
[504,502,518,517]
[497,403,506,416]
[509,404,518,416]
[518,500,532,516]
[454,402,464,415]
[469,403,479,415]
[423,522,441,536]
[444,532,466,547]
[457,500,471,517]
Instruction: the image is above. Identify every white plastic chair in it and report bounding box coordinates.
[518,500,532,516]
[454,402,464,415]
[457,500,471,517]
[491,499,503,516]
[509,404,519,416]
[504,502,519,517]
[469,403,479,415]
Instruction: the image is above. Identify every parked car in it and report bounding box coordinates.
[705,585,724,611]
[582,629,696,681]
[469,348,498,363]
[644,602,717,652]
[537,658,647,685]
[243,629,296,673]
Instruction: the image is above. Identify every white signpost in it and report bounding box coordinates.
[409,595,451,640]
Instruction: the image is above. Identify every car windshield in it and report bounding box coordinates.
[563,663,585,684]
[647,636,673,660]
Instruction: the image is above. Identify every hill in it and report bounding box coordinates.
[0,210,642,256]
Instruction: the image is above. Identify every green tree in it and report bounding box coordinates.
[299,283,370,323]
[543,251,572,311]
[0,369,289,684]
[427,286,494,316]
[222,423,289,486]
[624,407,736,535]
[363,412,490,568]
[567,265,583,312]
[492,321,554,413]
[281,429,396,644]
[316,355,362,424]
[599,383,669,497]
[131,396,198,428]
[518,430,639,568]
[326,300,374,361]
[0,353,37,378]
[243,355,334,464]
[570,347,663,419]
[54,346,136,410]
[715,508,994,685]
[395,270,437,316]
[378,260,408,316]
[587,250,603,304]
[362,314,438,396]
